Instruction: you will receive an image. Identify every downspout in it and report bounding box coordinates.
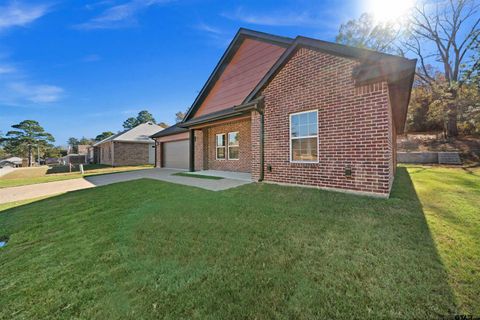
[189,129,195,172]
[154,140,158,168]
[259,110,265,182]
[256,97,265,182]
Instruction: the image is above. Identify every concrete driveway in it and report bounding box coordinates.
[0,168,252,204]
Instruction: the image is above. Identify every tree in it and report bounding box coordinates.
[67,137,79,154]
[0,132,6,159]
[404,0,480,136]
[136,110,156,124]
[43,145,63,158]
[122,110,157,129]
[3,120,55,166]
[122,117,138,130]
[175,111,186,123]
[0,148,7,159]
[78,137,93,145]
[407,78,480,135]
[336,13,403,54]
[95,131,114,141]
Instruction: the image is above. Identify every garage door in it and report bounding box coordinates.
[163,140,189,169]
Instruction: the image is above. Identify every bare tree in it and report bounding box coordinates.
[175,111,186,123]
[404,0,480,136]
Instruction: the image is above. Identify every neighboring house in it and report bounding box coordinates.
[77,144,90,155]
[93,122,163,166]
[86,146,94,164]
[0,157,23,168]
[62,144,90,165]
[60,154,87,165]
[151,28,416,197]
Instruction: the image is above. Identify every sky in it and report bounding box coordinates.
[0,0,376,146]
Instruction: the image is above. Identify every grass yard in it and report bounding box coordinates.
[0,166,478,319]
[0,164,152,189]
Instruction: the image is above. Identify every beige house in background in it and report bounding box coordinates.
[93,122,164,166]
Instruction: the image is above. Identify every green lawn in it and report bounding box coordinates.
[0,164,152,189]
[0,166,478,319]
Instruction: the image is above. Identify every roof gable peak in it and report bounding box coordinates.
[183,28,293,121]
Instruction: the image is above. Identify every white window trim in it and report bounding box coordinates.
[289,110,319,163]
[227,131,240,160]
[216,133,226,160]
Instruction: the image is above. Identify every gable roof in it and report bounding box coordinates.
[93,122,163,146]
[165,28,416,137]
[242,35,416,133]
[183,28,293,122]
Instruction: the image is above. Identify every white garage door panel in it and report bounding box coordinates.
[164,140,189,169]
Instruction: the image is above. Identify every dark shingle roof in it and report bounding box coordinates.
[150,123,188,138]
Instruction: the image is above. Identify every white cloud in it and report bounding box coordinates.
[0,1,50,31]
[194,23,232,47]
[0,65,16,74]
[74,0,173,30]
[8,82,64,103]
[195,23,223,35]
[222,7,328,27]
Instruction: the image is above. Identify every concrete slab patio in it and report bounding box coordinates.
[0,168,252,204]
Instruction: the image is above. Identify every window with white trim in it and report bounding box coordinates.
[290,110,318,162]
[216,133,226,160]
[228,132,239,160]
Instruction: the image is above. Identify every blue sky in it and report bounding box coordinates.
[0,0,369,145]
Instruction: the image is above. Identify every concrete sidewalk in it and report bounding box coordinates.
[0,168,252,204]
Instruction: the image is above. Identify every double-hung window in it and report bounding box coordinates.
[228,132,239,160]
[216,133,226,160]
[290,110,318,162]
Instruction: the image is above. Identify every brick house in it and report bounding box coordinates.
[151,29,416,197]
[94,122,163,166]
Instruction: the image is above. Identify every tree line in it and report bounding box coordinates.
[336,0,479,137]
[0,109,185,165]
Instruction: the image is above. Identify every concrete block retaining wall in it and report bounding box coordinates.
[398,152,462,164]
[397,152,438,164]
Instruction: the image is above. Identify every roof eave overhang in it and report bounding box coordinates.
[179,97,265,129]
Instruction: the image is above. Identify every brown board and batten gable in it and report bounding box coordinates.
[183,29,293,121]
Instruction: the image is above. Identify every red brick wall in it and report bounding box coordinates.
[195,130,204,171]
[203,118,252,172]
[154,140,162,168]
[251,111,262,180]
[260,47,394,196]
